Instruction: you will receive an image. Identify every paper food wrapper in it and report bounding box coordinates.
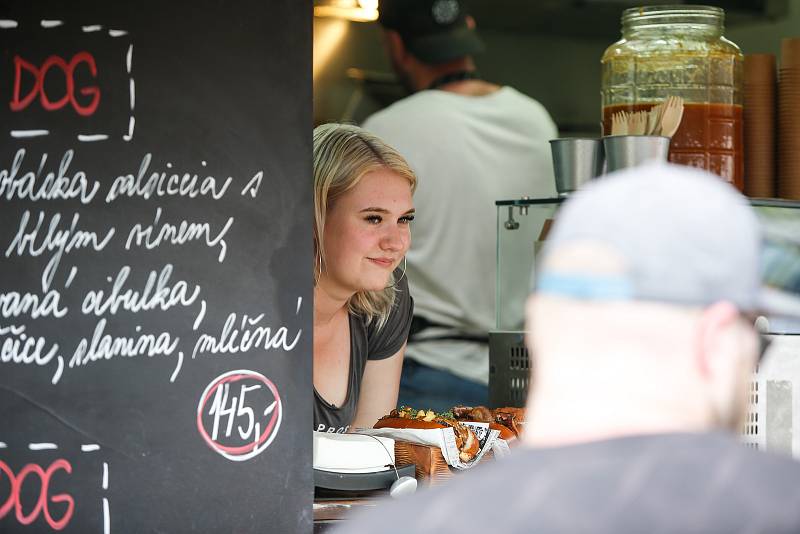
[491,437,512,458]
[357,422,502,469]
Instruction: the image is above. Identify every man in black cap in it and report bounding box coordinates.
[363,0,558,412]
[375,0,486,93]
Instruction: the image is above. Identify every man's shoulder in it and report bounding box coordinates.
[591,431,800,477]
[362,91,447,128]
[362,86,551,137]
[334,434,800,534]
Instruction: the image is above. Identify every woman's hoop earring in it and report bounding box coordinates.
[315,253,324,285]
[386,257,407,288]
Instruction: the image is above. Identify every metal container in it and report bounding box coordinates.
[549,138,604,196]
[603,135,670,172]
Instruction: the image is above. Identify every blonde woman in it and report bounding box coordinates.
[313,123,417,432]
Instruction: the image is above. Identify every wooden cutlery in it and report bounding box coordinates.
[609,96,684,137]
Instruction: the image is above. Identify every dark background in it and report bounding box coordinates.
[313,0,794,133]
[0,1,312,532]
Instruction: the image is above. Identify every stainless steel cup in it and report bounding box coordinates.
[549,138,604,197]
[602,135,671,172]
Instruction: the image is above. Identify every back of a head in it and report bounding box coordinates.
[525,163,782,438]
[378,0,484,64]
[530,164,765,359]
[536,163,761,311]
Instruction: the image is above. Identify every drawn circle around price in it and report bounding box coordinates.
[196,369,282,462]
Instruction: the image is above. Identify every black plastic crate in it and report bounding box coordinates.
[488,331,530,408]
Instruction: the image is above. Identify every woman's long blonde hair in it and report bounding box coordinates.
[313,123,417,328]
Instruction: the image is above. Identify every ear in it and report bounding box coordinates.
[695,301,759,430]
[693,301,741,380]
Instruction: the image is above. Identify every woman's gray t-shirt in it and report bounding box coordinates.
[313,274,413,433]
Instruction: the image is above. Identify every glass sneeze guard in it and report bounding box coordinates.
[495,196,800,333]
[495,197,563,331]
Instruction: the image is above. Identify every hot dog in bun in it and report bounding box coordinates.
[374,407,480,463]
[452,405,525,441]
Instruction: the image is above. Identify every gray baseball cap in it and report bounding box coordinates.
[535,163,800,320]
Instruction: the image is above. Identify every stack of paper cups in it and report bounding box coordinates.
[778,38,800,199]
[744,54,777,198]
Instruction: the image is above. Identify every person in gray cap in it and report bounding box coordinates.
[362,0,558,412]
[334,164,800,534]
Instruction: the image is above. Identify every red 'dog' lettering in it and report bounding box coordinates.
[0,458,75,530]
[10,56,40,111]
[42,460,75,530]
[37,56,71,112]
[14,463,47,525]
[10,52,101,116]
[0,460,14,520]
[69,52,101,116]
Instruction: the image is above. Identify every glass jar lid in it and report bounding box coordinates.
[622,5,724,34]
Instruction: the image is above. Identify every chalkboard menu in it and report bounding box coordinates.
[0,1,312,532]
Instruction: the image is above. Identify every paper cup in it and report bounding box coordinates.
[781,38,800,69]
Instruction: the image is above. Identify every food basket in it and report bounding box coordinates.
[393,441,454,486]
[393,440,499,486]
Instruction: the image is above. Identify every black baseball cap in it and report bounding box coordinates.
[378,0,485,64]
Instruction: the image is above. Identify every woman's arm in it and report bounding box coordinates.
[350,343,405,429]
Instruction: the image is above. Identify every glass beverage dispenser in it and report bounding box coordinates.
[601,5,744,190]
